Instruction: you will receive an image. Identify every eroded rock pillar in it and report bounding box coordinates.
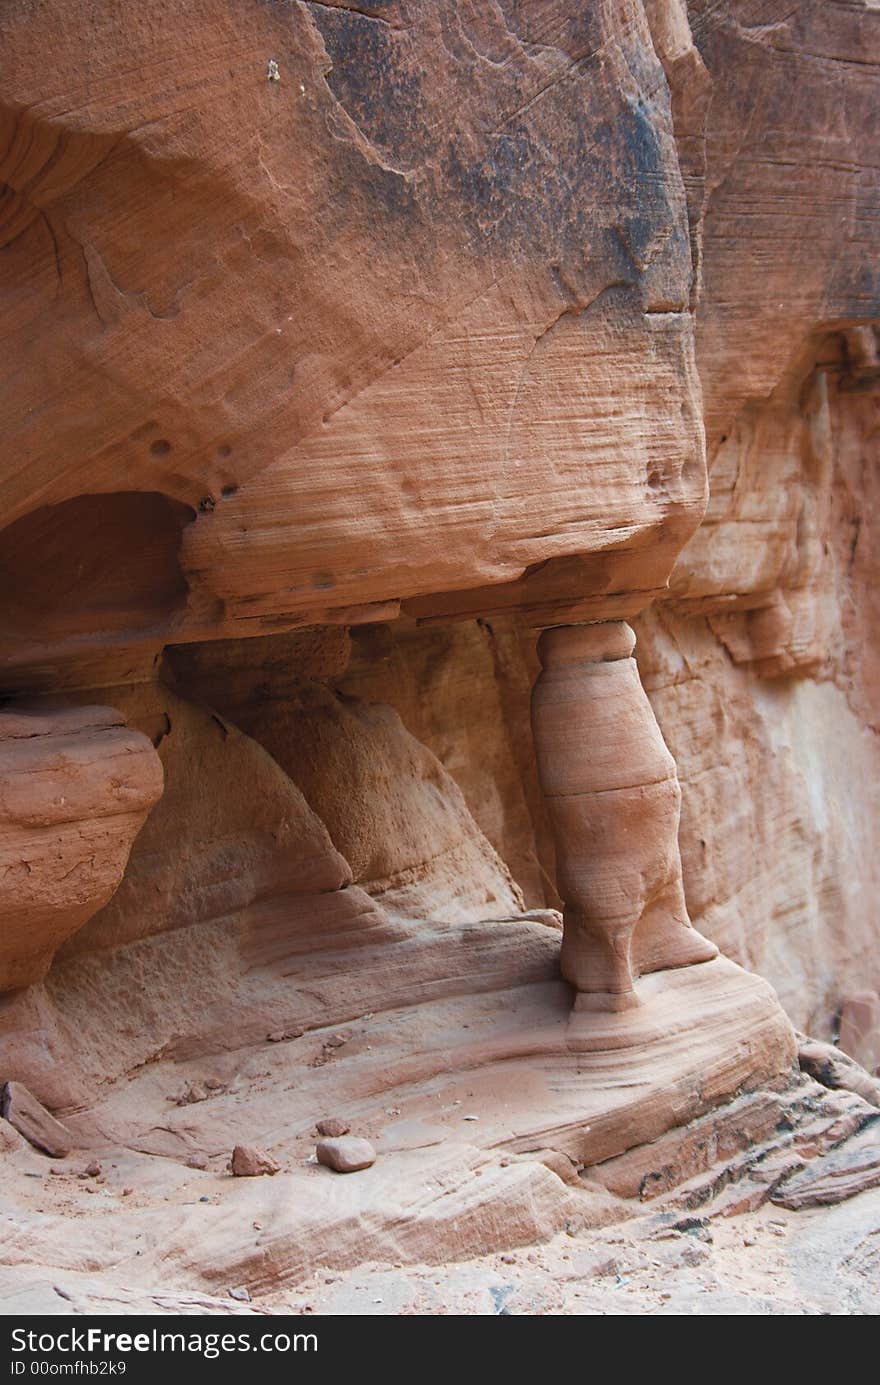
[531,621,717,1011]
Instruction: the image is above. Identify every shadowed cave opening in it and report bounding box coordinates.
[0,491,196,676]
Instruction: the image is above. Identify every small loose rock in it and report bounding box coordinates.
[315,1117,350,1138]
[1,1082,73,1158]
[231,1144,280,1177]
[316,1136,376,1173]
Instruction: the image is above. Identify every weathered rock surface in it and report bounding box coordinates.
[60,685,354,957]
[3,1186,878,1316]
[0,0,877,1317]
[770,1127,880,1211]
[797,1035,880,1111]
[0,0,710,655]
[337,617,556,911]
[634,333,880,1050]
[0,1117,25,1154]
[1,1081,73,1158]
[840,994,880,1078]
[623,0,880,1054]
[0,706,162,989]
[0,921,798,1294]
[0,1010,875,1311]
[166,648,524,922]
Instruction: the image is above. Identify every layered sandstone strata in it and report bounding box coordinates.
[0,0,877,1308]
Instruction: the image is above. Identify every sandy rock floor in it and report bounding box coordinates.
[2,931,876,1319]
[270,1190,880,1316]
[3,1185,877,1317]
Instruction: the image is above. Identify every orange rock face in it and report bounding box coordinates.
[0,0,707,655]
[0,0,877,1310]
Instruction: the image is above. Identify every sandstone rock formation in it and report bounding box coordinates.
[1,1081,73,1158]
[165,644,524,922]
[0,0,877,1314]
[628,0,879,1060]
[0,706,162,989]
[531,621,716,1010]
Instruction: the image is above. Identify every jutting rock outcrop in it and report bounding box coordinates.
[0,0,878,1311]
[0,706,162,990]
[0,0,707,659]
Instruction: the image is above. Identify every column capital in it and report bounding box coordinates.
[537,620,635,668]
